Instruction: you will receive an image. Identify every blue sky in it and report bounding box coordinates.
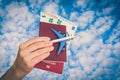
[0,0,120,80]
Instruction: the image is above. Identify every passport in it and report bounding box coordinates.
[34,22,66,74]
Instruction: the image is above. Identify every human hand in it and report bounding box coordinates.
[13,37,54,77]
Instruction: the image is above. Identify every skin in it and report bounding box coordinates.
[0,37,54,80]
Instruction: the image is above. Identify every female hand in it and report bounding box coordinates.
[14,37,54,76]
[0,37,54,80]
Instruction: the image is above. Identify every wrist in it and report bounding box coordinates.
[0,64,26,80]
[11,64,26,80]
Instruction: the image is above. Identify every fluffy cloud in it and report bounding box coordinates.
[29,0,44,8]
[106,21,120,44]
[73,0,89,9]
[1,2,35,33]
[69,3,120,78]
[70,11,94,29]
[69,32,120,79]
[41,1,59,14]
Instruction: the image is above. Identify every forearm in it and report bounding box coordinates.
[0,65,26,80]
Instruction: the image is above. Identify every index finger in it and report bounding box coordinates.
[19,37,50,50]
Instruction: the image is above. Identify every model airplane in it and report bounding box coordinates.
[51,28,75,55]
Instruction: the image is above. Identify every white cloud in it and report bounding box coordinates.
[88,16,114,37]
[73,0,88,9]
[113,42,120,59]
[68,58,79,68]
[60,6,67,17]
[69,13,119,78]
[0,47,5,59]
[70,11,79,21]
[70,11,94,29]
[102,7,114,15]
[1,2,35,33]
[78,11,94,27]
[70,35,119,79]
[70,29,95,52]
[67,68,87,80]
[78,56,97,72]
[106,21,120,43]
[97,17,114,34]
[89,68,103,79]
[41,1,59,14]
[0,7,6,17]
[99,58,119,68]
[28,0,44,14]
[29,0,43,8]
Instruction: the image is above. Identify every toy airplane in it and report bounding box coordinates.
[51,28,75,55]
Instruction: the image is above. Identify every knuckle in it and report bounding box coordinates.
[19,52,23,58]
[19,51,25,58]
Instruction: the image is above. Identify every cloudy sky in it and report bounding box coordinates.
[0,0,120,80]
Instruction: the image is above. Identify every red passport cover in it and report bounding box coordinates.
[39,22,66,62]
[35,61,64,74]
